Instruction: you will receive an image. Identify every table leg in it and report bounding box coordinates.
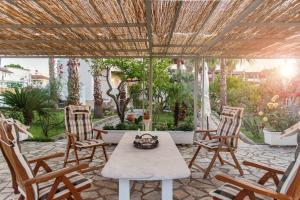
[162,179,173,200]
[119,179,130,200]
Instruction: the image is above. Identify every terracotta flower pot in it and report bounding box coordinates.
[127,114,136,122]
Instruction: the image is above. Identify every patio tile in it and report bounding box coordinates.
[0,139,295,199]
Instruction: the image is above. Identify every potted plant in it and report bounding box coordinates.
[127,107,136,122]
[143,111,151,131]
[258,95,299,146]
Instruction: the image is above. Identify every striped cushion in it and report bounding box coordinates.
[65,105,93,141]
[216,107,243,147]
[196,139,220,149]
[39,171,92,200]
[76,139,105,148]
[210,183,271,200]
[276,133,300,193]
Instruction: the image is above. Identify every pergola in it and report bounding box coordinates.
[0,0,300,127]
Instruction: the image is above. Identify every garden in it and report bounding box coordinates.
[1,58,300,145]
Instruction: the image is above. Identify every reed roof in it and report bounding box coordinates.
[0,0,299,58]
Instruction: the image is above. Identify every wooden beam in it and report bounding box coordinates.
[153,44,204,48]
[0,22,146,29]
[145,0,153,54]
[244,22,300,28]
[164,1,183,54]
[0,38,147,44]
[0,49,149,53]
[198,0,264,54]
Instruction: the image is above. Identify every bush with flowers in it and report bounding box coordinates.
[257,95,300,132]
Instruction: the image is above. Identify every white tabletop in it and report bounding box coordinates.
[101,131,191,180]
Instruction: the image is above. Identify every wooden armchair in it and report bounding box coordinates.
[210,134,300,200]
[0,119,92,200]
[189,106,244,178]
[64,105,108,171]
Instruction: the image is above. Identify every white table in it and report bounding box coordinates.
[101,131,191,200]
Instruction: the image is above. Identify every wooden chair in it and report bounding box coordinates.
[0,118,92,200]
[0,115,34,194]
[64,105,108,171]
[189,106,244,178]
[210,133,300,200]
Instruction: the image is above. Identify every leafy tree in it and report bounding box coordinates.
[6,82,23,89]
[210,75,261,113]
[101,58,146,122]
[5,64,23,69]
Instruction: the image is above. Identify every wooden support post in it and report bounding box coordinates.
[193,58,199,140]
[148,57,153,130]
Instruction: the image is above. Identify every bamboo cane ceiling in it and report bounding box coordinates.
[0,0,299,58]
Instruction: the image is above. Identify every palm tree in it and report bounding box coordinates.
[67,58,80,105]
[88,59,106,118]
[206,58,219,82]
[48,57,58,108]
[220,58,227,108]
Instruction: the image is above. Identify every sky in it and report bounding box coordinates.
[0,58,49,76]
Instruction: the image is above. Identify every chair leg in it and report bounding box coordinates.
[188,145,202,168]
[217,153,224,165]
[64,144,71,167]
[102,145,108,162]
[73,146,80,165]
[90,146,97,162]
[229,148,244,176]
[203,150,220,179]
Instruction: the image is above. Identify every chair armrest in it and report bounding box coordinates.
[28,152,64,164]
[243,160,285,174]
[24,163,89,186]
[215,173,292,200]
[195,129,217,133]
[92,128,108,134]
[210,135,238,140]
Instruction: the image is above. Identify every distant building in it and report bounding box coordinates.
[0,67,13,88]
[31,74,49,88]
[5,66,31,86]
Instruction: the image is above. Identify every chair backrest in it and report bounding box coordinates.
[277,133,300,198]
[65,105,93,141]
[0,119,38,199]
[216,106,244,148]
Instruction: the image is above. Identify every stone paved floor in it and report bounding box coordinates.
[0,139,295,200]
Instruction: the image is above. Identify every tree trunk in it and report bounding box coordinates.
[23,111,33,125]
[220,58,227,109]
[49,57,58,108]
[211,69,215,82]
[67,58,80,105]
[93,75,104,118]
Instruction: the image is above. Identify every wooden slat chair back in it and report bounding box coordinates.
[210,133,300,199]
[65,105,93,141]
[0,119,38,199]
[64,105,108,170]
[216,106,244,149]
[189,106,244,178]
